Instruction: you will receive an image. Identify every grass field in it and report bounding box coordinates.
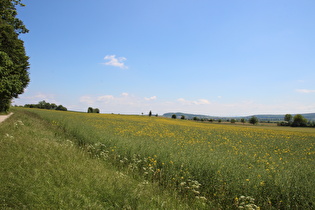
[0,109,203,209]
[2,108,315,209]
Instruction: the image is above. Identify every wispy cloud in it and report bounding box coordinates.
[121,93,129,97]
[103,55,128,69]
[296,89,315,93]
[79,96,94,105]
[144,96,157,101]
[97,95,114,101]
[177,98,211,105]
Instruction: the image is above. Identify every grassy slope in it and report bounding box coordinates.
[0,109,198,209]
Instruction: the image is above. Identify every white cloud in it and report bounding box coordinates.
[121,92,129,97]
[103,55,128,69]
[97,95,114,101]
[79,96,94,105]
[13,92,62,108]
[15,92,57,103]
[177,98,210,105]
[296,89,315,93]
[195,99,211,105]
[144,96,157,101]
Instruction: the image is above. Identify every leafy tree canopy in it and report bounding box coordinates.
[292,114,307,127]
[87,107,100,113]
[0,0,28,34]
[0,0,29,112]
[249,116,258,125]
[284,114,292,122]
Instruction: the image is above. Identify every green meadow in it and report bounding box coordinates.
[1,108,315,209]
[0,109,199,209]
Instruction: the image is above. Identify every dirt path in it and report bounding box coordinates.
[0,113,13,124]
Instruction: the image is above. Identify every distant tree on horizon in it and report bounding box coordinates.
[172,114,177,119]
[149,110,152,117]
[292,114,307,127]
[87,107,100,113]
[284,114,293,123]
[56,105,67,111]
[249,116,258,125]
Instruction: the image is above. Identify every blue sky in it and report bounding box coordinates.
[14,0,315,116]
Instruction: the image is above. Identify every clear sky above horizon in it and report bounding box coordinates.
[14,0,315,116]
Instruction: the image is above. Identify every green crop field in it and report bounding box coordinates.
[1,108,315,209]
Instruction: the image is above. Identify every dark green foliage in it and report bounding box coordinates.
[292,114,308,127]
[24,101,67,111]
[56,105,67,111]
[0,0,29,34]
[278,114,314,127]
[249,116,258,125]
[149,110,152,117]
[0,1,29,112]
[284,114,292,123]
[171,114,177,119]
[87,107,100,113]
[181,115,185,120]
[231,119,236,123]
[240,118,246,124]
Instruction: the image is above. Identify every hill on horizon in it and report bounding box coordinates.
[163,112,315,122]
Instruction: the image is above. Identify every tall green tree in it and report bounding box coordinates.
[0,0,29,112]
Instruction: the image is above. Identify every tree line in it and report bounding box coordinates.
[278,114,315,127]
[24,100,67,111]
[171,114,259,125]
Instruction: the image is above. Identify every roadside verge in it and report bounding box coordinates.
[0,113,13,124]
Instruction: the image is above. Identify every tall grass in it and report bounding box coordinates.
[15,108,315,209]
[0,109,203,209]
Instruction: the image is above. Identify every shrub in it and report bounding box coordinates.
[249,116,258,125]
[292,114,307,127]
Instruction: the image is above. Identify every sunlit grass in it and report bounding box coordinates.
[12,108,315,209]
[0,109,202,209]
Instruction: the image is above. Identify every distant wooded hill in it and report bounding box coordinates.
[163,112,315,122]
